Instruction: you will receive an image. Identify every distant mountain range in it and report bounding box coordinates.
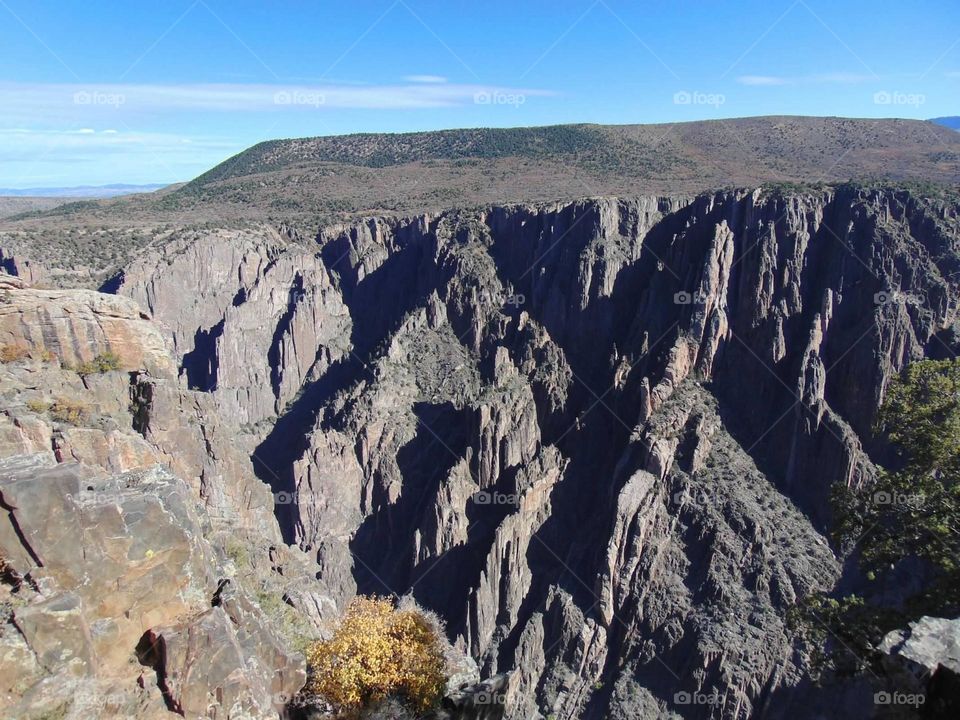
[930,116,960,130]
[0,183,167,198]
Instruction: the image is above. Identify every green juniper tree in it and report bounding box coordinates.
[791,358,960,677]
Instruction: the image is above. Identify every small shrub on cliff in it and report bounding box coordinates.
[26,399,50,414]
[1,344,57,364]
[305,596,447,715]
[75,351,122,376]
[0,343,29,363]
[48,398,90,425]
[224,537,251,568]
[254,586,317,655]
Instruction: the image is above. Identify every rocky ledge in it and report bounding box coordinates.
[0,273,329,719]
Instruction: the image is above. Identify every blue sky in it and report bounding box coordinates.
[1,0,958,188]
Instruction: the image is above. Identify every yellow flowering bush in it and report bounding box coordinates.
[305,596,447,714]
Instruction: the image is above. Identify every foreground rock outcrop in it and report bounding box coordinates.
[0,274,330,719]
[0,457,304,719]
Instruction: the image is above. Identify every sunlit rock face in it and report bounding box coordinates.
[0,275,327,720]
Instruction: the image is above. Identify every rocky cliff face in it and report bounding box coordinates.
[0,273,334,719]
[105,185,960,719]
[117,227,351,432]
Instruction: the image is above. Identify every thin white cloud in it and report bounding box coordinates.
[0,127,235,155]
[737,72,875,86]
[0,80,554,116]
[403,74,447,83]
[738,75,788,86]
[0,80,556,186]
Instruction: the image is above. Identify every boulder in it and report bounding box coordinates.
[879,616,960,715]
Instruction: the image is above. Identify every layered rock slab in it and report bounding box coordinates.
[0,274,331,719]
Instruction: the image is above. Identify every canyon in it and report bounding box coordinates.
[2,120,960,719]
